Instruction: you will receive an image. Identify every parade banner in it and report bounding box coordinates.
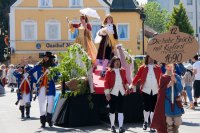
[147,26,199,64]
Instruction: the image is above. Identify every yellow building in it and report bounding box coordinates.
[9,0,146,64]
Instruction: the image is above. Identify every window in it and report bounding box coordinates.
[199,12,200,20]
[45,20,61,40]
[69,28,78,40]
[187,12,193,20]
[92,24,101,39]
[69,0,83,7]
[199,27,200,34]
[187,0,193,5]
[174,0,180,5]
[39,0,52,7]
[117,24,129,40]
[22,21,37,40]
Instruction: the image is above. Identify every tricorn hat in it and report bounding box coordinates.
[43,51,55,58]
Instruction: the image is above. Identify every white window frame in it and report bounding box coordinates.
[38,0,53,7]
[69,0,83,7]
[117,23,130,41]
[187,12,193,20]
[21,20,37,41]
[187,0,193,5]
[199,26,200,34]
[91,21,101,40]
[199,12,200,20]
[68,20,80,40]
[45,20,61,40]
[174,0,180,5]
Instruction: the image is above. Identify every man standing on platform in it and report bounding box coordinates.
[26,51,56,128]
[192,54,200,106]
[130,55,162,132]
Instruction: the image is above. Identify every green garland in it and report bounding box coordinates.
[48,44,94,109]
[49,44,92,82]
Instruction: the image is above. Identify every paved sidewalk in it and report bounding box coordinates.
[0,86,200,133]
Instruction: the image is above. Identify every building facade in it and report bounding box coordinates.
[10,0,145,64]
[149,0,200,37]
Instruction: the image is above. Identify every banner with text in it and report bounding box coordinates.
[147,26,199,64]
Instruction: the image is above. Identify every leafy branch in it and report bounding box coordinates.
[49,44,92,82]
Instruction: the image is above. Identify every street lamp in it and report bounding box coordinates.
[140,8,146,55]
[195,0,200,54]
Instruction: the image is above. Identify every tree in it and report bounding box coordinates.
[0,0,17,63]
[166,2,194,35]
[144,2,170,33]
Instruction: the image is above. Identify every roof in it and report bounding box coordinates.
[110,0,140,12]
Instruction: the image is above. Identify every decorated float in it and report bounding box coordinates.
[49,43,143,127]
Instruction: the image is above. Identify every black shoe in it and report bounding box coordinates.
[46,113,53,127]
[11,88,14,92]
[143,122,148,130]
[19,106,25,119]
[111,126,116,133]
[100,71,106,77]
[194,102,198,107]
[21,114,25,118]
[25,106,30,119]
[119,127,125,133]
[40,115,46,128]
[150,128,156,132]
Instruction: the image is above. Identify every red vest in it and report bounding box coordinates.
[104,68,128,91]
[20,78,30,94]
[132,65,162,91]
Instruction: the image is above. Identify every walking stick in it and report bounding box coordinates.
[171,65,174,112]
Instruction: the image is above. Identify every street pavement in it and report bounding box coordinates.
[1,86,200,133]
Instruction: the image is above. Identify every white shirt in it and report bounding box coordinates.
[110,69,125,96]
[106,24,114,34]
[193,61,200,80]
[142,65,159,95]
[99,24,114,36]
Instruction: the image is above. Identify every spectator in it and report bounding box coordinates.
[192,55,200,106]
[182,64,195,109]
[7,64,16,92]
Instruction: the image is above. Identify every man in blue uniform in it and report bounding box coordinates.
[27,52,57,128]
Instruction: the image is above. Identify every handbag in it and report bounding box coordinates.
[175,96,183,108]
[94,31,102,44]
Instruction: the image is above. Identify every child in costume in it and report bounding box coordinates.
[151,64,184,133]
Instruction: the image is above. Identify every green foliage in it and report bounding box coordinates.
[134,58,144,75]
[49,44,92,82]
[0,0,17,62]
[144,2,170,33]
[124,49,133,64]
[166,3,194,35]
[50,44,94,108]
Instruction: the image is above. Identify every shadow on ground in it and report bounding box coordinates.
[182,121,200,126]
